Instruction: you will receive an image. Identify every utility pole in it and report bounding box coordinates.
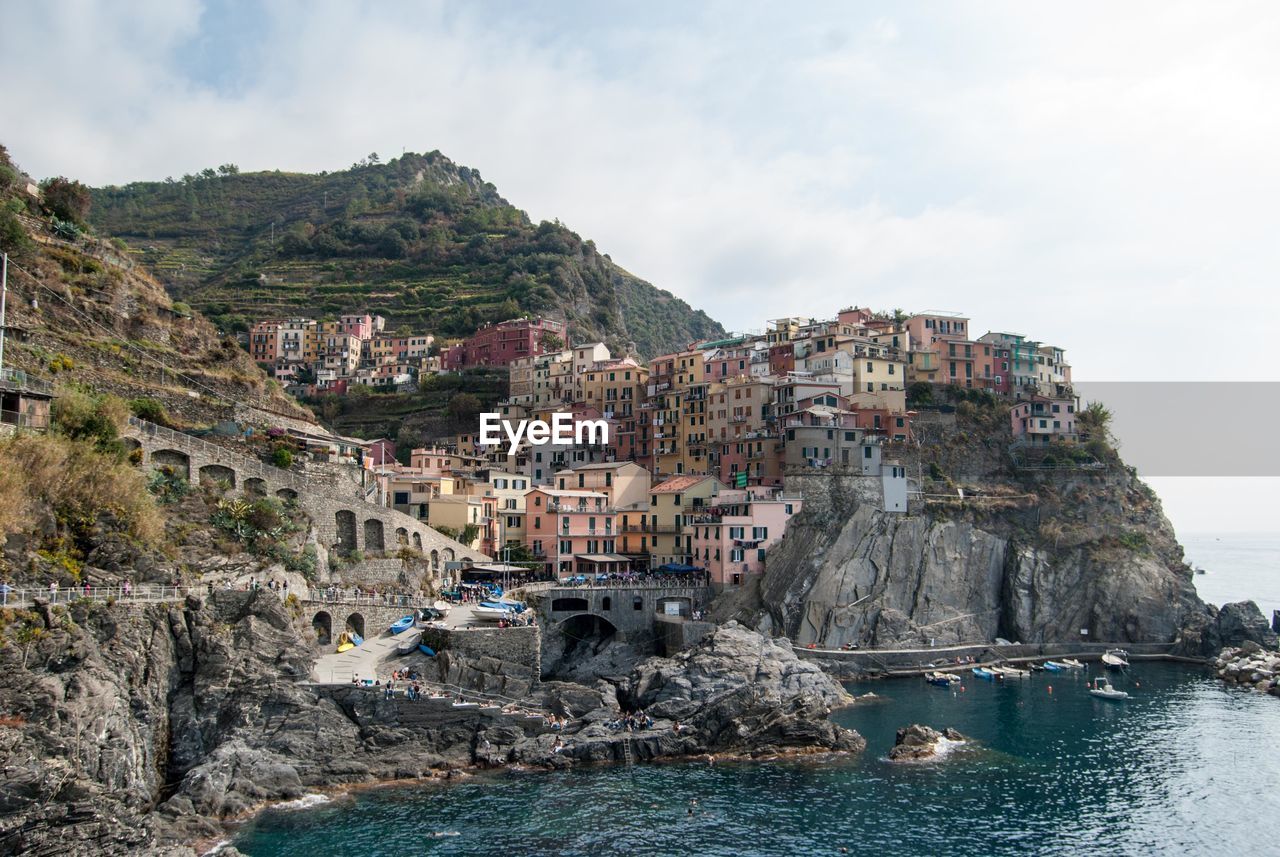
[0,252,8,374]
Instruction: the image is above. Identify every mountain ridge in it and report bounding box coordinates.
[87,151,724,357]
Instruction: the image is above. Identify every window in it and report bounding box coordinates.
[752,526,768,540]
[633,596,643,611]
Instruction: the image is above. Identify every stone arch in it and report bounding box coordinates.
[430,549,439,572]
[395,526,409,546]
[551,596,590,613]
[412,532,423,551]
[276,487,298,501]
[555,613,618,665]
[244,477,267,497]
[363,518,385,553]
[335,510,357,553]
[312,611,332,645]
[442,548,455,564]
[345,612,365,638]
[602,596,612,611]
[151,449,190,480]
[198,463,236,488]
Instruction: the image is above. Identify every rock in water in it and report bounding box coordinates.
[887,724,967,761]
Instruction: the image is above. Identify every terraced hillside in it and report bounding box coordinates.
[88,151,723,357]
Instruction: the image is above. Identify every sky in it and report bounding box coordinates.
[2,0,1277,534]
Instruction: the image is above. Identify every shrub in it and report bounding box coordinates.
[39,176,92,225]
[52,389,128,450]
[129,397,173,427]
[147,467,189,503]
[270,445,293,468]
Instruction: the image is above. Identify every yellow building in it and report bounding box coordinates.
[643,475,727,566]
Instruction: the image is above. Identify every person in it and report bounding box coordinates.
[0,580,10,607]
[123,579,132,598]
[49,580,58,603]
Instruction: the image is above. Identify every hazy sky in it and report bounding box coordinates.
[2,1,1277,535]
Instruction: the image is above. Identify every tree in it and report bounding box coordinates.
[446,392,482,428]
[39,177,92,225]
[1077,401,1112,441]
[217,163,240,176]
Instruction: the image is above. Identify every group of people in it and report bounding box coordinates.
[313,585,421,605]
[496,612,536,628]
[607,710,656,732]
[557,570,710,587]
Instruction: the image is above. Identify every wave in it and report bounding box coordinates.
[273,793,332,811]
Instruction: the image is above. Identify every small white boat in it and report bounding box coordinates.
[1102,650,1130,671]
[994,666,1031,679]
[1060,658,1085,669]
[432,600,452,615]
[1088,678,1128,700]
[472,604,513,621]
[925,671,961,686]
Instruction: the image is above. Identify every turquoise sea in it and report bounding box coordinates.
[232,533,1280,857]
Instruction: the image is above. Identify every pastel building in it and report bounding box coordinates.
[1010,395,1078,443]
[687,488,802,586]
[524,487,623,577]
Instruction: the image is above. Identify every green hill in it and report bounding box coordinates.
[88,151,724,357]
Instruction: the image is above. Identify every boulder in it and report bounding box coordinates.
[887,724,967,761]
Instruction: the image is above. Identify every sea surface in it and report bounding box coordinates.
[232,662,1280,857]
[1183,531,1280,620]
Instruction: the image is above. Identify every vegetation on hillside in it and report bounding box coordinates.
[88,151,724,357]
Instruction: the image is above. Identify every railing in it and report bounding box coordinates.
[0,408,50,430]
[127,416,314,493]
[1,583,206,607]
[0,367,54,395]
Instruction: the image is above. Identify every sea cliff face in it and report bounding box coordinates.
[751,464,1231,654]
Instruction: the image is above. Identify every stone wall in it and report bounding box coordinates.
[654,614,717,656]
[122,417,488,588]
[418,625,542,698]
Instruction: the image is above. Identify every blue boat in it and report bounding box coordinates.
[972,666,996,680]
[480,600,525,614]
[418,644,436,657]
[1044,661,1068,672]
[390,616,414,634]
[350,632,363,646]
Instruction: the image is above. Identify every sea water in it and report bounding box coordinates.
[1185,531,1280,620]
[233,663,1280,856]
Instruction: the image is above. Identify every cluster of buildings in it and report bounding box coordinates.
[357,306,1076,588]
[248,313,437,393]
[246,314,573,395]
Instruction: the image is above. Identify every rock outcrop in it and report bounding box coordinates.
[750,460,1226,654]
[887,724,967,761]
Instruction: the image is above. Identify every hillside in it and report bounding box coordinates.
[0,145,315,429]
[87,151,724,357]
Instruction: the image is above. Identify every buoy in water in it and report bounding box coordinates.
[1048,685,1053,694]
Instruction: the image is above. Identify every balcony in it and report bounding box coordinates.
[620,523,681,534]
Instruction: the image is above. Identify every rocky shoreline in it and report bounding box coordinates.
[1213,642,1280,698]
[0,593,864,855]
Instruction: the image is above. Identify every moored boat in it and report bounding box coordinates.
[418,643,436,657]
[926,671,961,686]
[1102,649,1130,671]
[1088,677,1128,700]
[390,615,415,634]
[335,631,357,653]
[1030,662,1047,672]
[473,604,512,621]
[395,630,423,655]
[1060,658,1084,669]
[994,666,1031,679]
[432,600,452,615]
[972,666,996,680]
[1043,661,1069,672]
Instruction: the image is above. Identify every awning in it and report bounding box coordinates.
[576,553,632,564]
[656,562,704,573]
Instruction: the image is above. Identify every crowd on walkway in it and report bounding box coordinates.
[556,571,710,588]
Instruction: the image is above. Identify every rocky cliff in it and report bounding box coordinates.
[743,415,1243,655]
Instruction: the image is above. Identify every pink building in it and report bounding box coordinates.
[524,487,623,578]
[687,488,802,587]
[339,313,381,341]
[1010,395,1078,443]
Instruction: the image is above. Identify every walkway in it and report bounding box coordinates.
[311,625,423,683]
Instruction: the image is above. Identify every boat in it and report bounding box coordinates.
[994,666,1031,679]
[418,643,436,657]
[349,632,363,646]
[395,630,423,655]
[480,599,525,614]
[972,666,997,680]
[1102,649,1130,671]
[390,616,415,634]
[335,631,356,653]
[1043,661,1069,672]
[1029,662,1047,672]
[432,600,452,615]
[1088,677,1129,700]
[1060,658,1084,669]
[926,671,961,686]
[473,604,513,621]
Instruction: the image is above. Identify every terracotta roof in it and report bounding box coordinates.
[652,475,711,493]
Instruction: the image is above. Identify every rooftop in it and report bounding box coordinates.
[652,475,714,493]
